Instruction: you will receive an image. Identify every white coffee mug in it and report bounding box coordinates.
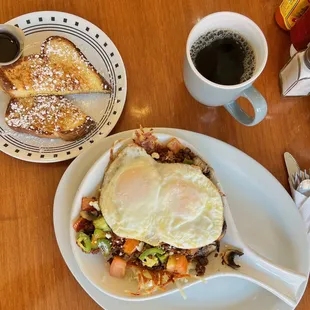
[184,12,268,126]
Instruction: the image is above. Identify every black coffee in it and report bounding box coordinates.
[190,30,255,85]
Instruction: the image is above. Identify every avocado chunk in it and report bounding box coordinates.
[93,216,111,231]
[93,228,106,240]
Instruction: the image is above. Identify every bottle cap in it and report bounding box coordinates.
[304,47,310,69]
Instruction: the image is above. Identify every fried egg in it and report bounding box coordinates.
[100,144,224,249]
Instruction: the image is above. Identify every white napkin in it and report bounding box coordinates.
[289,179,310,235]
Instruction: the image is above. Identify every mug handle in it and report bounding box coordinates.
[224,86,267,126]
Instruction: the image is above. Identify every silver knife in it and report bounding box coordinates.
[284,152,300,184]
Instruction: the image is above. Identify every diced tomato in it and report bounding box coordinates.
[123,239,140,255]
[110,256,127,278]
[73,217,90,232]
[81,197,97,212]
[167,138,183,154]
[167,255,188,274]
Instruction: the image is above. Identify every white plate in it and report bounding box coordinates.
[70,133,233,301]
[54,128,309,310]
[0,11,126,163]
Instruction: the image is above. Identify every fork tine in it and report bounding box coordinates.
[294,172,300,188]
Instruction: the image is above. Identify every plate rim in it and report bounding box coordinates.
[53,128,310,310]
[0,10,127,163]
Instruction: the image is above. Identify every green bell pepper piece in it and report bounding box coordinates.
[76,232,92,253]
[139,248,165,262]
[158,253,169,264]
[142,256,159,267]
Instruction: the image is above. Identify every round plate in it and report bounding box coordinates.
[54,128,309,310]
[0,11,126,163]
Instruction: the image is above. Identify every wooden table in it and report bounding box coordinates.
[1,0,309,309]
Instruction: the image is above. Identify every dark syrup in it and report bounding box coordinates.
[190,30,255,85]
[0,32,20,63]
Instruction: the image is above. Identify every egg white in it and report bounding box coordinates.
[100,144,224,249]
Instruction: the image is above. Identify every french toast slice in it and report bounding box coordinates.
[0,36,111,97]
[5,95,96,141]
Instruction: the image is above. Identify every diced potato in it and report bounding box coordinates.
[81,197,97,211]
[167,138,183,153]
[73,217,89,232]
[123,239,140,255]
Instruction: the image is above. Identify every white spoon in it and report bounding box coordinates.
[297,179,310,197]
[200,195,307,308]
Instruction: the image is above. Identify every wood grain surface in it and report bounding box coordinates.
[0,0,309,309]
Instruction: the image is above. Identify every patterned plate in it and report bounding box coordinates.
[0,11,126,163]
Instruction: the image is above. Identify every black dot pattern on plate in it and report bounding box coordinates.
[14,24,19,28]
[1,15,126,159]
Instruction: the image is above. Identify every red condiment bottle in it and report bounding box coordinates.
[275,0,310,30]
[290,7,310,51]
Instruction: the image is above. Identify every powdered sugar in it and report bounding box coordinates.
[8,36,111,94]
[0,24,125,161]
[5,95,94,136]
